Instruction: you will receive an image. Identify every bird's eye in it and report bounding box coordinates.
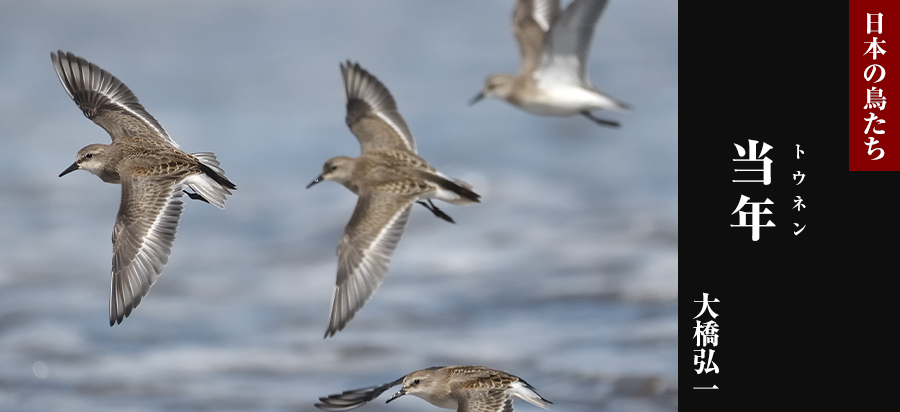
[413,379,420,385]
[330,165,338,171]
[85,153,93,159]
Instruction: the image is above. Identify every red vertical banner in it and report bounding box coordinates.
[851,2,900,170]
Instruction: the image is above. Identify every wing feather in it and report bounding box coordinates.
[109,174,186,325]
[513,0,561,75]
[51,51,177,146]
[536,0,610,87]
[325,192,415,337]
[341,61,416,154]
[315,377,405,411]
[457,390,513,412]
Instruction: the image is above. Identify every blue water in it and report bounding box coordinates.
[0,1,678,411]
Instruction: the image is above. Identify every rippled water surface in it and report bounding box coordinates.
[0,1,678,411]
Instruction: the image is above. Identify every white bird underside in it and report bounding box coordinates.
[419,186,468,204]
[520,84,623,116]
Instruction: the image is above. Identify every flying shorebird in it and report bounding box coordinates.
[307,62,480,338]
[315,366,552,412]
[471,0,629,127]
[52,51,236,326]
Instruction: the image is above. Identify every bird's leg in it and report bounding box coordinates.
[417,200,455,224]
[183,190,209,203]
[581,111,620,127]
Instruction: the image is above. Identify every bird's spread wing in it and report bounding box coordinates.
[513,0,560,75]
[51,51,177,146]
[341,61,416,154]
[536,0,610,87]
[109,174,186,325]
[315,377,405,411]
[457,390,514,412]
[325,191,416,337]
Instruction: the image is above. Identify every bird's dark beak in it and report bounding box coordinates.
[469,91,485,106]
[59,162,79,177]
[385,388,406,403]
[307,175,323,189]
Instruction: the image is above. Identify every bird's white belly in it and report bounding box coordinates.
[519,86,610,116]
[420,186,459,203]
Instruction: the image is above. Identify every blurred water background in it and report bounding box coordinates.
[0,1,677,411]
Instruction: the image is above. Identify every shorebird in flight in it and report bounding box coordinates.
[316,366,552,412]
[471,0,628,127]
[52,51,235,326]
[308,62,480,337]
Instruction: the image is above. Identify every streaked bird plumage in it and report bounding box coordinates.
[472,0,628,126]
[52,51,235,326]
[315,366,552,412]
[308,62,480,338]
